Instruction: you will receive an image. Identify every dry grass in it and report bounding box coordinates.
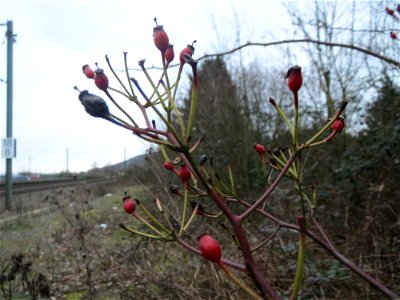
[0,180,399,299]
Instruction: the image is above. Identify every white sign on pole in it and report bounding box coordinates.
[1,138,17,158]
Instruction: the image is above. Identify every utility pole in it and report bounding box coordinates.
[66,148,69,173]
[2,21,16,210]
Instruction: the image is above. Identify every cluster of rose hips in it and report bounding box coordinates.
[386,5,400,40]
[78,17,228,265]
[163,162,191,185]
[253,65,345,170]
[123,188,223,264]
[122,186,260,297]
[117,54,349,290]
[82,63,108,91]
[284,65,346,138]
[152,18,197,69]
[81,18,197,96]
[102,18,223,264]
[77,17,352,299]
[123,194,223,264]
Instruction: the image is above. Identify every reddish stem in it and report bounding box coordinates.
[176,237,246,271]
[236,200,399,299]
[239,151,298,221]
[293,91,299,109]
[208,190,281,300]
[171,141,281,299]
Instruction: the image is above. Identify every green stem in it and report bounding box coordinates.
[140,65,169,112]
[136,200,172,235]
[159,80,186,137]
[299,100,348,151]
[108,113,134,127]
[104,90,136,126]
[271,153,297,178]
[186,65,198,141]
[293,92,299,147]
[307,130,337,148]
[108,87,130,99]
[290,233,306,300]
[183,202,198,231]
[148,68,166,102]
[159,145,171,162]
[227,164,236,195]
[295,180,306,217]
[105,55,131,97]
[131,77,183,146]
[133,213,168,238]
[119,223,162,239]
[172,67,183,102]
[179,187,189,235]
[123,52,137,99]
[218,261,263,300]
[138,135,179,150]
[269,97,294,137]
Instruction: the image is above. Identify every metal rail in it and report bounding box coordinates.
[0,177,115,197]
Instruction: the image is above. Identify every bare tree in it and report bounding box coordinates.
[284,0,399,125]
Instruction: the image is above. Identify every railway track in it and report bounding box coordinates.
[0,177,117,197]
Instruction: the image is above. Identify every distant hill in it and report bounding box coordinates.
[102,153,148,172]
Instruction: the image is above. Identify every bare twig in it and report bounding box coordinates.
[125,39,400,72]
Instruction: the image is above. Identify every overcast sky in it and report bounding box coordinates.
[0,0,294,174]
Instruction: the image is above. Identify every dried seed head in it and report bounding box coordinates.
[78,90,110,118]
[199,154,208,166]
[168,184,179,194]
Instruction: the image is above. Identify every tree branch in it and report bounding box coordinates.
[199,39,400,68]
[127,39,399,71]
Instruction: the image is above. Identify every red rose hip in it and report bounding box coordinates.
[198,234,222,262]
[94,67,109,91]
[331,117,345,133]
[153,18,169,54]
[285,65,303,94]
[386,7,395,15]
[165,44,175,66]
[123,195,136,214]
[254,143,265,155]
[254,143,266,160]
[179,164,191,183]
[82,64,95,79]
[163,161,174,170]
[179,40,197,65]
